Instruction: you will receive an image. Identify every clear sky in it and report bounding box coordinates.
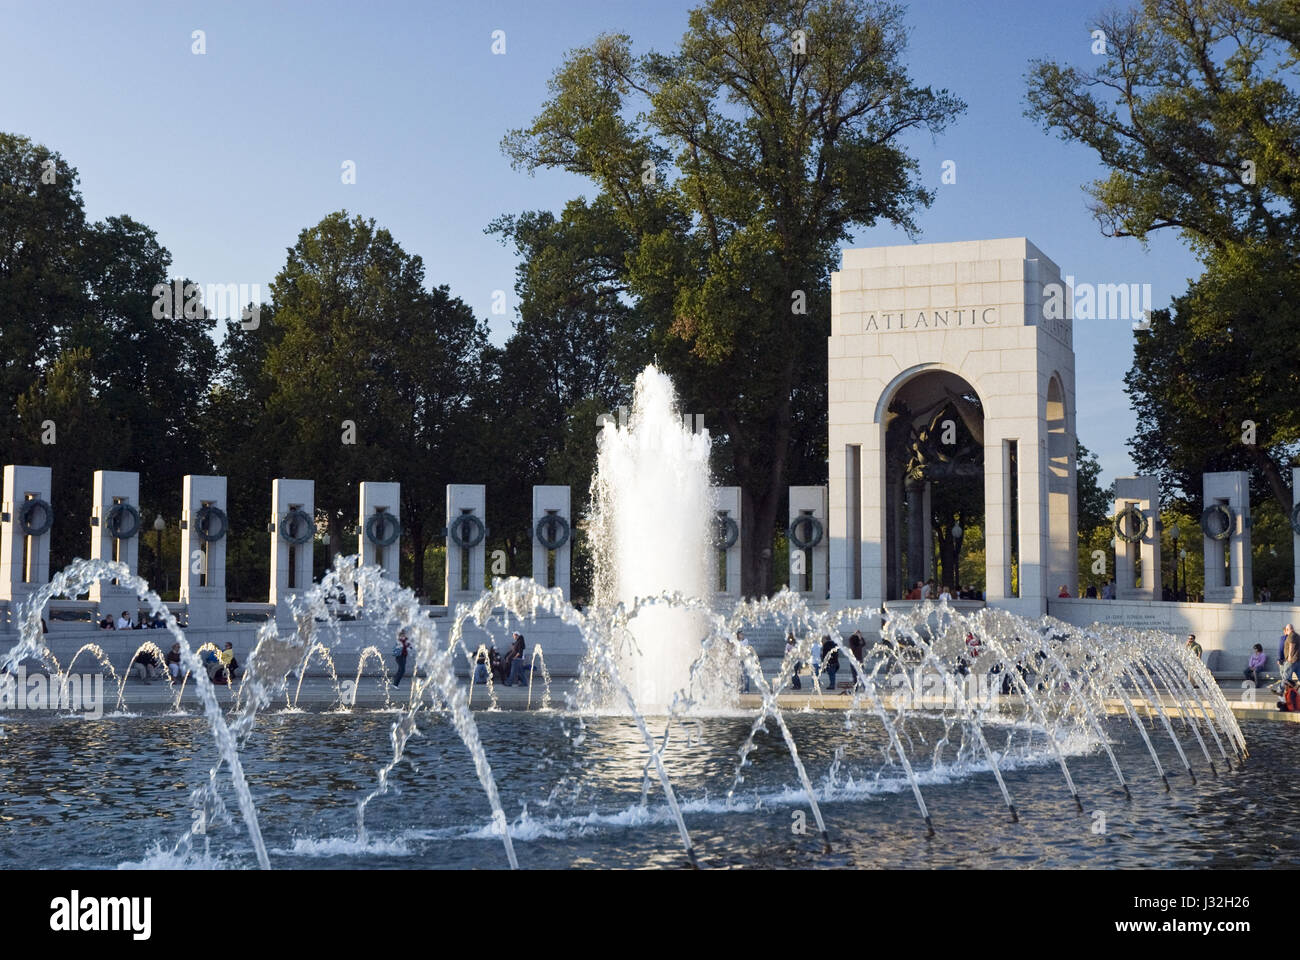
[0,0,1203,487]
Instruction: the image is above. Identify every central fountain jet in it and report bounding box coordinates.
[589,365,719,711]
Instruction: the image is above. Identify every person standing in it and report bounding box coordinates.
[1184,634,1203,688]
[116,610,132,630]
[503,633,529,687]
[809,635,823,688]
[501,632,526,686]
[848,630,866,685]
[821,636,839,692]
[1274,623,1300,691]
[786,633,801,690]
[392,630,411,688]
[737,631,752,693]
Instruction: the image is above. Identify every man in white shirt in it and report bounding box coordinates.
[115,610,132,630]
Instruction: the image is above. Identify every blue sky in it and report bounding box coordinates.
[1,0,1204,486]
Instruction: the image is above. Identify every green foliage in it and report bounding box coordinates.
[502,0,964,593]
[261,211,488,596]
[1027,0,1298,250]
[0,133,86,430]
[15,347,116,570]
[1247,498,1293,601]
[1076,441,1112,535]
[2,132,215,571]
[1028,0,1300,514]
[1126,242,1300,511]
[2,134,493,601]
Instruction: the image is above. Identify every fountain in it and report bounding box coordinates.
[588,365,719,711]
[0,363,1260,871]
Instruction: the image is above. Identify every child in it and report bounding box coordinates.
[1277,679,1300,713]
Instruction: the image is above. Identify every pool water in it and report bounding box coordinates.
[0,709,1291,869]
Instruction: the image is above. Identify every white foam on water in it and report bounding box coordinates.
[404,733,1094,844]
[272,835,414,858]
[118,841,233,870]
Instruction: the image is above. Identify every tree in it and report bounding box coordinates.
[1026,0,1297,253]
[502,0,964,595]
[14,348,117,571]
[1125,247,1300,512]
[263,212,488,596]
[1027,0,1300,512]
[0,133,85,443]
[484,201,640,591]
[203,310,282,600]
[2,133,215,577]
[77,220,217,518]
[387,284,487,598]
[1076,441,1112,535]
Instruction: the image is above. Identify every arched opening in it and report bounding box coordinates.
[882,370,985,601]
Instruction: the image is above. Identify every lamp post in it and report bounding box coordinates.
[153,513,165,592]
[1179,548,1187,601]
[1169,523,1180,600]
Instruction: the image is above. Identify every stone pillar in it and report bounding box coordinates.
[531,485,571,599]
[714,486,742,599]
[905,479,926,591]
[922,481,935,582]
[830,441,863,602]
[1113,476,1161,601]
[89,470,142,620]
[1016,435,1048,609]
[1203,471,1251,603]
[358,481,400,605]
[1,465,53,611]
[983,437,1012,604]
[270,478,315,625]
[789,486,828,604]
[886,471,902,599]
[445,484,486,607]
[180,475,228,627]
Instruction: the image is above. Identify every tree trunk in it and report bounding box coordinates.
[1247,445,1292,515]
[742,480,782,598]
[737,426,792,598]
